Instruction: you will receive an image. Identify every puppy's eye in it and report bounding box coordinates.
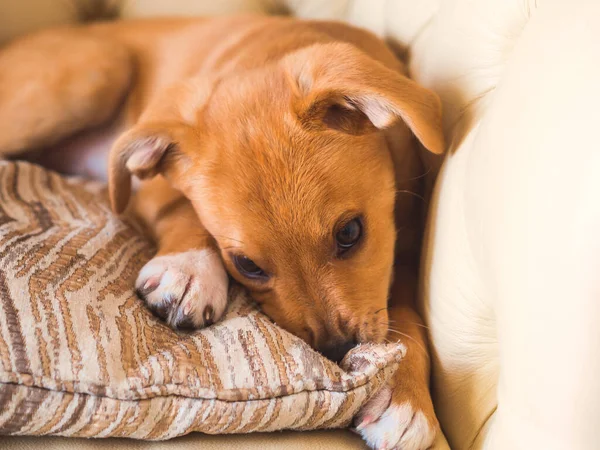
[233,255,267,279]
[335,217,363,255]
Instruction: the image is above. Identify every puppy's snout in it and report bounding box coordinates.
[320,339,357,364]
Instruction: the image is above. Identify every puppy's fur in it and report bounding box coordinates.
[0,16,444,449]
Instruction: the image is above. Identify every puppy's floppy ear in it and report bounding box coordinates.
[108,121,193,214]
[282,43,445,154]
[108,77,214,214]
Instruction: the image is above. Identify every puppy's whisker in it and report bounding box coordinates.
[185,231,246,246]
[387,319,430,330]
[373,307,387,315]
[401,165,432,182]
[221,246,241,251]
[197,232,245,243]
[386,328,426,354]
[395,189,425,202]
[211,234,246,245]
[186,231,247,248]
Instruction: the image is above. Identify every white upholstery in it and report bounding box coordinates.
[119,0,272,18]
[417,1,600,449]
[3,1,599,449]
[286,1,600,449]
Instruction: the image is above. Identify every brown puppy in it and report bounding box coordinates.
[0,16,444,449]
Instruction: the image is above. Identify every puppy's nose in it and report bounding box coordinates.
[320,339,357,364]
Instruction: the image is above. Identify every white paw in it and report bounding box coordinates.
[355,386,436,450]
[136,249,229,330]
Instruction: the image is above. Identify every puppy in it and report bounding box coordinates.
[0,15,444,449]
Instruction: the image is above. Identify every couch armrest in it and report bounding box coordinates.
[470,1,600,448]
[423,1,600,448]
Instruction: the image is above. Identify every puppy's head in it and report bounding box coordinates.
[109,43,444,361]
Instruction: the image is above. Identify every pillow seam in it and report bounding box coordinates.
[0,358,400,403]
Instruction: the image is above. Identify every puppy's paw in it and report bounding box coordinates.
[355,384,438,450]
[136,249,229,330]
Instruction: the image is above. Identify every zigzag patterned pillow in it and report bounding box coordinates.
[0,161,403,440]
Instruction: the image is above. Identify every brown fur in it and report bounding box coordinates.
[0,15,444,448]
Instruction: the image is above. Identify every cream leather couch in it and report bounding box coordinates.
[2,1,599,449]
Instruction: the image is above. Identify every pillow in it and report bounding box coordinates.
[0,161,404,440]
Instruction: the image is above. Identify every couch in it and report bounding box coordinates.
[2,0,599,449]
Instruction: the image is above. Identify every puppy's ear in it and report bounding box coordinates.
[108,122,193,214]
[108,78,214,214]
[282,43,445,154]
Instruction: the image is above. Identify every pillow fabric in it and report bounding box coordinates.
[0,161,404,440]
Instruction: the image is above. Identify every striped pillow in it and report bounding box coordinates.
[0,161,403,440]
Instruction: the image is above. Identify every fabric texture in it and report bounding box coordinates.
[0,161,403,440]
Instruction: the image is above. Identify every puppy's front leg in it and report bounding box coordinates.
[131,176,229,330]
[356,266,439,450]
